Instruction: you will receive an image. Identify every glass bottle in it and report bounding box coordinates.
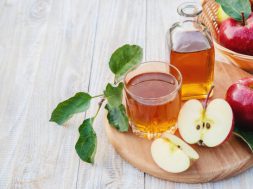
[167,2,215,100]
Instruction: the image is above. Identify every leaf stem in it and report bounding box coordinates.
[92,94,104,98]
[94,98,105,118]
[203,85,214,110]
[241,12,245,26]
[113,77,117,85]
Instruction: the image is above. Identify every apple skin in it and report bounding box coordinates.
[219,13,253,56]
[217,6,230,25]
[178,98,234,147]
[226,77,253,131]
[222,119,234,143]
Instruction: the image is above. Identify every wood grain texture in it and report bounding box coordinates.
[0,0,98,188]
[105,62,253,184]
[1,0,253,188]
[76,0,146,188]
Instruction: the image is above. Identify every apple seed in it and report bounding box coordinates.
[196,125,200,130]
[206,122,211,129]
[202,122,205,128]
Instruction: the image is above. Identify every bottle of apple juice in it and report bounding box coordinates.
[167,2,215,100]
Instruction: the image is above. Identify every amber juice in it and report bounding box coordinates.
[125,72,181,139]
[170,41,215,100]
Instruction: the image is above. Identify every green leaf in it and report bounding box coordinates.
[104,82,124,107]
[105,104,129,132]
[75,118,97,163]
[50,92,92,125]
[109,44,143,81]
[234,126,253,152]
[216,0,251,21]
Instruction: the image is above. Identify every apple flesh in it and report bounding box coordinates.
[151,132,199,173]
[178,99,234,147]
[219,13,253,56]
[226,77,253,131]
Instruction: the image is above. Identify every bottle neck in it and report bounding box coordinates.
[179,16,197,23]
[177,2,202,22]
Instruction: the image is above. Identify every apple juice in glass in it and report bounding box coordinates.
[124,61,182,139]
[168,2,215,100]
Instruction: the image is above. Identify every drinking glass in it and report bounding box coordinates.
[124,61,182,139]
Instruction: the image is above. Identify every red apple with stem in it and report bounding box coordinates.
[226,77,253,131]
[219,12,253,56]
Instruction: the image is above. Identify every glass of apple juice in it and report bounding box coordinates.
[124,61,182,139]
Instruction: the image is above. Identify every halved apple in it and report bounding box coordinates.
[178,98,234,147]
[151,132,199,173]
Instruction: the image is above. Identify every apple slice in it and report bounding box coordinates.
[151,132,199,173]
[178,87,234,147]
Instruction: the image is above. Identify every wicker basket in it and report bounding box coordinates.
[199,0,253,73]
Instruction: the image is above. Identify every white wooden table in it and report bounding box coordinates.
[1,0,253,188]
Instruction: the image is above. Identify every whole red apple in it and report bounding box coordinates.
[226,77,253,130]
[219,13,253,56]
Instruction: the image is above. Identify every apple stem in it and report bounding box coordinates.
[203,85,214,110]
[241,12,245,26]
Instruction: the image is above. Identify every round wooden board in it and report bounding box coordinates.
[105,62,253,183]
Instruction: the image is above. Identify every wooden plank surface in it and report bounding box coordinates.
[0,0,98,188]
[76,0,146,188]
[0,0,252,188]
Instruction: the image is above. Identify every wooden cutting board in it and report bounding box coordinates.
[105,62,253,183]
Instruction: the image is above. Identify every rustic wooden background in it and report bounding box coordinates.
[0,0,252,188]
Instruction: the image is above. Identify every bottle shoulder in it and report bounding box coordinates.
[170,20,207,33]
[168,21,213,53]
